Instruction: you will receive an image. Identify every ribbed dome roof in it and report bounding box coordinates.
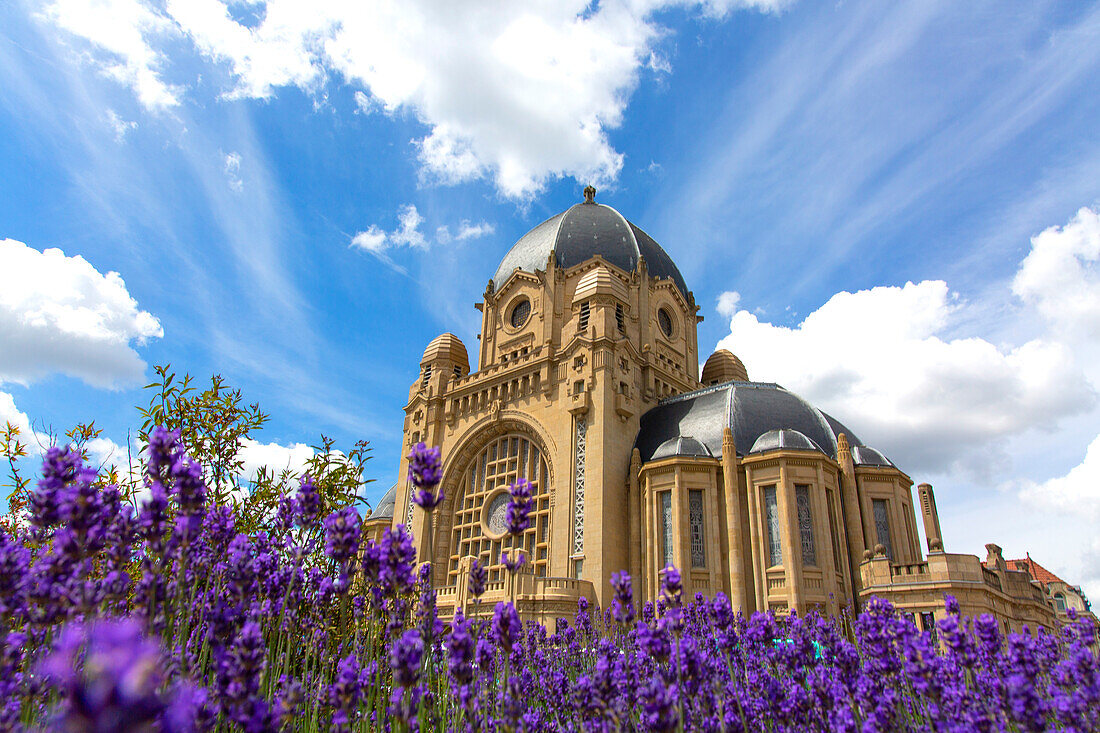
[851,445,893,467]
[652,436,713,460]
[749,429,822,455]
[635,380,864,462]
[701,349,749,384]
[493,196,688,298]
[371,481,399,520]
[421,333,469,373]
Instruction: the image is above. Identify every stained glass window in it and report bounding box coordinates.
[689,490,705,568]
[796,486,816,566]
[764,486,782,567]
[510,298,531,327]
[660,492,673,568]
[873,499,892,560]
[447,435,550,585]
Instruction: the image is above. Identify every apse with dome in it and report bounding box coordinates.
[363,187,1085,631]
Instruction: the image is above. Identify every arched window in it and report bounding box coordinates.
[447,434,551,584]
[1054,593,1066,612]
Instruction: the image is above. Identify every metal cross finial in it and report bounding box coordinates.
[583,185,596,203]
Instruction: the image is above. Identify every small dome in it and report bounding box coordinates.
[652,436,713,460]
[421,333,470,374]
[851,445,893,467]
[749,429,823,455]
[371,481,399,520]
[494,194,689,298]
[573,266,628,302]
[701,349,749,384]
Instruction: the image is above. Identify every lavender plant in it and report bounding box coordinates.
[0,430,1096,732]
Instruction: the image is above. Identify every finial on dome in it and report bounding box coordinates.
[583,185,596,203]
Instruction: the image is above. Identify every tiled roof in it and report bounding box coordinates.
[1006,554,1066,586]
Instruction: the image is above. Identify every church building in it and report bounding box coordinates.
[365,187,1082,631]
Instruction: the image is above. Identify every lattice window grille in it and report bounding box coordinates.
[572,418,587,555]
[764,486,782,567]
[660,491,673,568]
[446,435,551,585]
[873,499,892,560]
[689,490,706,568]
[796,486,816,566]
[405,482,414,529]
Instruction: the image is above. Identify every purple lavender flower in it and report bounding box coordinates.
[468,557,487,600]
[327,654,362,733]
[611,570,634,624]
[501,550,526,574]
[493,602,522,653]
[295,473,322,529]
[408,442,445,510]
[447,612,476,687]
[323,507,361,565]
[661,565,682,607]
[40,618,179,732]
[505,478,534,536]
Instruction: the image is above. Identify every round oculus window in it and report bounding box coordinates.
[658,307,674,338]
[510,299,531,328]
[485,492,510,536]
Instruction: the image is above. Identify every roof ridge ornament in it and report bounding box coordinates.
[583,184,596,203]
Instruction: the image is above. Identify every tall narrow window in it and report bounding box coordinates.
[689,490,706,568]
[826,489,843,570]
[763,486,782,567]
[660,492,673,568]
[578,302,590,330]
[1054,593,1066,612]
[873,499,892,560]
[420,364,432,388]
[796,486,816,566]
[615,304,625,333]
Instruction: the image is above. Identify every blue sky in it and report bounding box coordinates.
[2,1,1100,595]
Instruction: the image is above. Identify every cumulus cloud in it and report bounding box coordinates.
[715,278,1095,478]
[1021,433,1100,519]
[716,290,741,318]
[0,391,50,454]
[351,204,427,256]
[0,238,163,389]
[1012,206,1100,342]
[39,0,787,197]
[41,0,182,109]
[238,437,314,483]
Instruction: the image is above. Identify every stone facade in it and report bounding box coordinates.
[365,191,1085,631]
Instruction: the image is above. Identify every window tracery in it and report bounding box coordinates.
[447,435,550,584]
[796,486,816,566]
[689,490,706,568]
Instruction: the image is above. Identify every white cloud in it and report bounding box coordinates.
[105,109,137,141]
[715,278,1095,478]
[716,290,740,318]
[238,437,314,483]
[351,204,427,255]
[1021,433,1100,520]
[38,0,786,197]
[223,151,243,191]
[1012,206,1100,342]
[0,238,163,389]
[41,0,182,109]
[436,220,494,244]
[0,391,50,455]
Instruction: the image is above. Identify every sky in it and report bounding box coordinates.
[2,0,1099,598]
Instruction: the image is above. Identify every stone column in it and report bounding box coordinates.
[814,461,839,612]
[672,467,687,589]
[778,461,804,612]
[744,464,766,612]
[917,483,943,552]
[836,434,868,592]
[721,428,746,612]
[628,449,643,606]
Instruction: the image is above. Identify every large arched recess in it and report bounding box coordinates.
[429,411,557,588]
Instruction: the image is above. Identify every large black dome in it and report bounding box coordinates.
[493,199,689,298]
